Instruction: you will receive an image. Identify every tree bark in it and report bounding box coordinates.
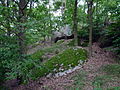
[73,0,78,46]
[87,0,93,57]
[17,0,28,55]
[16,0,29,84]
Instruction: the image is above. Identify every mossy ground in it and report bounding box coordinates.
[30,41,68,61]
[30,47,87,80]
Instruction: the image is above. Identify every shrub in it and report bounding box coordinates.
[0,44,19,84]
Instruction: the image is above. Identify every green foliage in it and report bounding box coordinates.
[53,1,62,10]
[108,22,120,54]
[94,0,120,54]
[0,42,19,83]
[78,28,89,40]
[0,0,120,87]
[5,56,42,84]
[31,48,87,79]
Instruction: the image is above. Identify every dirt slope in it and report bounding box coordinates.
[6,43,120,90]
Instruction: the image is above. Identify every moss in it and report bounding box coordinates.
[30,50,44,60]
[31,48,87,79]
[30,42,68,61]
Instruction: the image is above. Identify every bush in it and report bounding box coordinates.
[0,44,19,84]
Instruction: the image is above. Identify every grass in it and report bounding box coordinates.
[103,64,120,76]
[92,74,120,89]
[30,47,88,80]
[66,64,120,90]
[69,70,87,90]
[92,64,120,89]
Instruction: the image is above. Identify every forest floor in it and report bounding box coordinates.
[5,41,120,90]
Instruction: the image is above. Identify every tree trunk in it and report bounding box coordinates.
[17,0,28,55]
[87,0,93,57]
[49,0,53,45]
[73,0,78,46]
[17,0,29,84]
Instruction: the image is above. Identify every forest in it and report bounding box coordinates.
[0,0,120,90]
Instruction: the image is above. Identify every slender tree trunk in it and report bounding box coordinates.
[61,0,67,40]
[95,0,99,26]
[17,0,29,84]
[49,0,53,45]
[18,0,28,55]
[73,0,78,46]
[87,0,93,57]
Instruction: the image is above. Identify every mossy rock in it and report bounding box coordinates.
[31,48,88,79]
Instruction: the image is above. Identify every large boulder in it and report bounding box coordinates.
[53,25,72,43]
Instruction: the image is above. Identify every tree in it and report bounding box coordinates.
[17,0,29,55]
[86,0,93,57]
[73,0,78,46]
